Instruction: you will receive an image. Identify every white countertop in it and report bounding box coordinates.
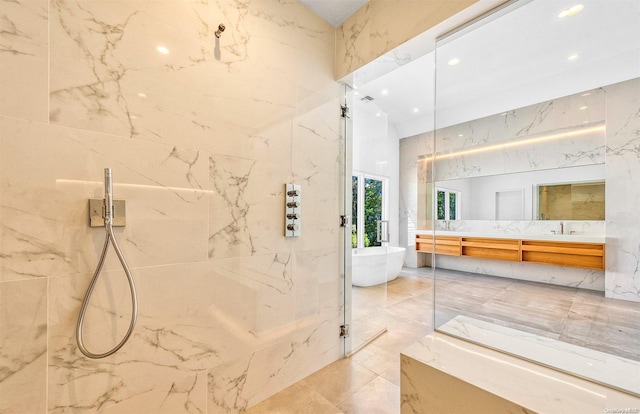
[416,230,605,243]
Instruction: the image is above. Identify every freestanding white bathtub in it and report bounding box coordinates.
[352,246,406,287]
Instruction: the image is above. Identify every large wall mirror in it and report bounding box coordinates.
[422,85,608,228]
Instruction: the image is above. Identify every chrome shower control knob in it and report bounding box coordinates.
[287,223,299,231]
[287,201,300,208]
[287,213,299,219]
[287,190,299,197]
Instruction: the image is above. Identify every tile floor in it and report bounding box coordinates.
[246,271,432,414]
[434,267,640,361]
[246,267,640,413]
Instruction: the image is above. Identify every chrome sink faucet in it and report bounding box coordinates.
[551,222,564,235]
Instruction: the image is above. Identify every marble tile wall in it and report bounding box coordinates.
[433,87,607,181]
[399,131,432,268]
[0,0,343,412]
[335,0,478,80]
[604,78,640,303]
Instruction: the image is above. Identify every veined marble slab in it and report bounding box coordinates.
[438,315,640,397]
[417,230,605,244]
[402,330,640,414]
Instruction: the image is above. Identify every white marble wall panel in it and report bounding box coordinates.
[0,278,47,414]
[399,138,417,262]
[48,0,321,153]
[434,125,605,181]
[207,299,343,413]
[0,117,209,282]
[2,0,342,412]
[335,0,479,80]
[433,219,605,237]
[435,255,605,291]
[209,253,296,337]
[291,99,342,252]
[400,132,433,267]
[48,262,226,413]
[435,88,606,151]
[604,78,640,302]
[47,254,343,413]
[293,250,342,320]
[432,88,607,181]
[0,0,49,122]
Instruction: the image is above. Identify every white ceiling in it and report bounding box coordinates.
[353,0,640,138]
[299,0,368,27]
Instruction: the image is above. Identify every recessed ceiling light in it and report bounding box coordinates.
[580,106,588,110]
[413,108,419,113]
[558,4,584,18]
[354,91,360,96]
[375,113,381,117]
[137,92,147,98]
[381,89,388,95]
[568,53,579,61]
[156,45,170,54]
[448,58,460,66]
[458,134,464,137]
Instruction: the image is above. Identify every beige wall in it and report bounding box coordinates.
[0,1,343,412]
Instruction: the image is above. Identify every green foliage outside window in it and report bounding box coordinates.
[437,190,445,220]
[352,175,382,248]
[364,178,383,247]
[352,176,358,248]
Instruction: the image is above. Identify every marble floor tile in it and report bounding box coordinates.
[250,268,640,412]
[336,376,399,414]
[245,381,342,414]
[299,357,378,405]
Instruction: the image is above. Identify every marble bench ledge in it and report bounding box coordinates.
[401,319,640,414]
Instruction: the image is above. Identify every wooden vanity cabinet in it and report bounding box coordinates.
[415,234,605,270]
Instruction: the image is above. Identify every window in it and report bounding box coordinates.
[352,173,388,248]
[436,188,460,221]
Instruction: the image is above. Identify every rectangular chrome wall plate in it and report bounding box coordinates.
[89,198,126,227]
[284,184,301,237]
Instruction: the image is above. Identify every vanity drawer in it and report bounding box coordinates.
[521,240,605,270]
[461,237,521,261]
[416,235,461,256]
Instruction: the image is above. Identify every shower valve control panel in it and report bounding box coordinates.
[285,184,301,237]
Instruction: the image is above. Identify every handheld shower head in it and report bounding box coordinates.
[104,168,114,220]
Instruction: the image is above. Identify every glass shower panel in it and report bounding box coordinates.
[433,0,640,396]
[348,92,390,355]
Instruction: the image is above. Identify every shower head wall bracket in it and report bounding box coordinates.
[89,198,126,227]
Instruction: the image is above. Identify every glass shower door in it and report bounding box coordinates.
[345,88,390,356]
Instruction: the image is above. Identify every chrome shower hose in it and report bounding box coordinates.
[76,170,138,358]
